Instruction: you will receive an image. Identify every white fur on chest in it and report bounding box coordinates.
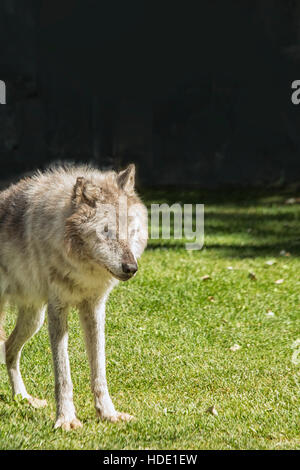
[51,262,119,305]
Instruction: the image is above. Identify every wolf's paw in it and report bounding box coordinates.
[100,411,134,423]
[54,417,83,431]
[27,396,48,408]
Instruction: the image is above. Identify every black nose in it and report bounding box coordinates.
[122,262,138,275]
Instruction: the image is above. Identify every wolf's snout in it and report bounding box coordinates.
[122,262,138,275]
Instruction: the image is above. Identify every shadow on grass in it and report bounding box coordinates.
[147,242,300,257]
[0,393,9,404]
[143,188,300,258]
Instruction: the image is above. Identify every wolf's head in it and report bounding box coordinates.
[65,164,148,281]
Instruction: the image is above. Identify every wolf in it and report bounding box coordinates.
[0,163,148,430]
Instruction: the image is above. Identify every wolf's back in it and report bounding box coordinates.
[0,172,75,303]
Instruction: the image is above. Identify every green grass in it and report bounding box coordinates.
[0,188,300,449]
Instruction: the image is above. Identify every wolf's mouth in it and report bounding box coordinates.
[104,266,134,282]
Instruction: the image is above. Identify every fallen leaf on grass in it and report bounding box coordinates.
[230,344,241,351]
[265,260,276,266]
[248,272,257,280]
[201,275,211,281]
[279,250,291,257]
[285,197,300,205]
[266,310,275,317]
[206,405,218,416]
[208,296,215,302]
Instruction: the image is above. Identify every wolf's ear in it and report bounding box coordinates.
[73,177,101,207]
[117,164,135,194]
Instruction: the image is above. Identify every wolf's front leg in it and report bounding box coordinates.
[79,298,133,422]
[48,299,82,430]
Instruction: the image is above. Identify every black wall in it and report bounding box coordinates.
[1,0,300,186]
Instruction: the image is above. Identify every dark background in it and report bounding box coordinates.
[1,0,300,187]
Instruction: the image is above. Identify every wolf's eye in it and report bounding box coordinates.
[101,225,114,239]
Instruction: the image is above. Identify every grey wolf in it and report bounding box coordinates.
[0,164,147,430]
